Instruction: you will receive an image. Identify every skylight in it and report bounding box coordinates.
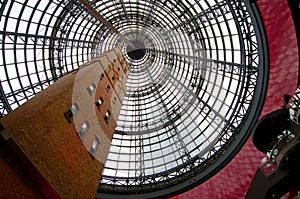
[0,0,268,198]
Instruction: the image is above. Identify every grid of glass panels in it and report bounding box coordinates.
[0,0,268,198]
[0,0,100,115]
[94,1,267,196]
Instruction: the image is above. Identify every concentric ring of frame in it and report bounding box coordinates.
[0,0,268,198]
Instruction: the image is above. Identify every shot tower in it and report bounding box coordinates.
[0,47,130,198]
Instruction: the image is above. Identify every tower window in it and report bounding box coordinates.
[112,97,117,104]
[87,82,96,95]
[100,73,104,80]
[104,110,111,123]
[77,121,89,139]
[70,103,79,114]
[106,85,110,92]
[96,97,104,107]
[90,137,100,155]
[64,103,79,123]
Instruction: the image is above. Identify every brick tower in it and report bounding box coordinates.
[0,47,130,198]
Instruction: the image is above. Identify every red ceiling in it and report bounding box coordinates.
[179,0,299,198]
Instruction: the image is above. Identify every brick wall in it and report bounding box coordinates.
[0,48,130,198]
[0,70,103,198]
[0,156,39,198]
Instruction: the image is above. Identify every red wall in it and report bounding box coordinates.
[179,0,299,198]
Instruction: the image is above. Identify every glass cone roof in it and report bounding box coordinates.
[0,0,268,198]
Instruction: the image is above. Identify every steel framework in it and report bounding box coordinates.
[0,0,268,198]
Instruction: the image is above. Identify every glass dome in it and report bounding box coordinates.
[0,0,268,198]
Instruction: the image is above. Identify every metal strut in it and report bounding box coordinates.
[133,90,145,184]
[76,0,136,50]
[144,63,192,163]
